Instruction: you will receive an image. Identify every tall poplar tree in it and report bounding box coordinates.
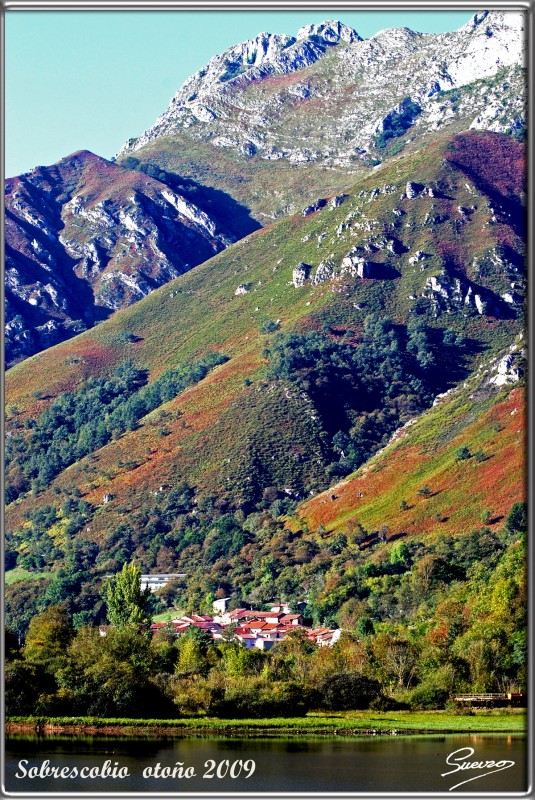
[102,562,152,630]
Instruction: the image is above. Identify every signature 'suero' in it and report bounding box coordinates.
[442,746,515,791]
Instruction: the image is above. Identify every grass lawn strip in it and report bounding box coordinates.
[6,710,526,737]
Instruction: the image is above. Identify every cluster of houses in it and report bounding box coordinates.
[150,599,341,650]
[100,575,342,649]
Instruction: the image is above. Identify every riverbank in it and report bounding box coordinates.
[6,709,526,737]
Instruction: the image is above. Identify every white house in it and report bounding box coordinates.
[140,573,186,592]
[212,597,230,615]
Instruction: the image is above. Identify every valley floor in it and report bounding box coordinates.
[6,709,526,737]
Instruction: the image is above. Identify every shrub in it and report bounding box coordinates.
[408,683,449,710]
[260,320,280,334]
[319,671,381,710]
[208,678,309,718]
[455,446,471,462]
[369,694,407,711]
[4,661,53,715]
[505,501,527,534]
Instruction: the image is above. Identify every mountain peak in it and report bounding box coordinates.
[370,26,422,45]
[118,11,525,164]
[463,9,525,33]
[296,20,361,44]
[58,150,111,169]
[66,148,102,159]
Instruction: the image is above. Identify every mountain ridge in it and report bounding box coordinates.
[5,150,258,366]
[4,131,527,666]
[6,131,525,502]
[118,10,525,167]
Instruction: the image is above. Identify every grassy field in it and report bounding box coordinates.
[4,567,54,586]
[151,610,179,623]
[6,710,526,736]
[296,379,525,538]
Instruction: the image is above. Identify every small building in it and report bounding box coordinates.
[280,614,302,626]
[212,597,230,615]
[248,621,268,634]
[257,623,281,640]
[265,612,286,624]
[214,607,247,624]
[236,633,257,649]
[307,627,342,647]
[140,573,186,592]
[254,638,276,651]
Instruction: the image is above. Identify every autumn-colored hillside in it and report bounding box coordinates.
[296,362,525,539]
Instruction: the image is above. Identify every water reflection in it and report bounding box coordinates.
[5,733,527,794]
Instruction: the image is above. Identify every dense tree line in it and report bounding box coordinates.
[5,502,527,717]
[5,607,380,718]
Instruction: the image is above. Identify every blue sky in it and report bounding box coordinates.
[5,10,474,178]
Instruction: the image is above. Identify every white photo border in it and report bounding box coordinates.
[0,1,533,798]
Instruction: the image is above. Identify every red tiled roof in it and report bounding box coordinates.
[228,608,249,618]
[243,616,288,627]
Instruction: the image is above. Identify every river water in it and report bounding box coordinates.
[4,733,527,794]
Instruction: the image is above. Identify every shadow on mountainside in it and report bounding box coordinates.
[120,158,262,240]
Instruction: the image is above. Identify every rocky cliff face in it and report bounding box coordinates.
[118,11,526,170]
[5,151,236,365]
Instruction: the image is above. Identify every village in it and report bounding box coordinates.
[148,597,341,650]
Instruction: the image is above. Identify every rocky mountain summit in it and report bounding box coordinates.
[120,20,360,156]
[119,11,525,172]
[5,151,239,365]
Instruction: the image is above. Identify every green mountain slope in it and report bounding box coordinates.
[118,64,526,223]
